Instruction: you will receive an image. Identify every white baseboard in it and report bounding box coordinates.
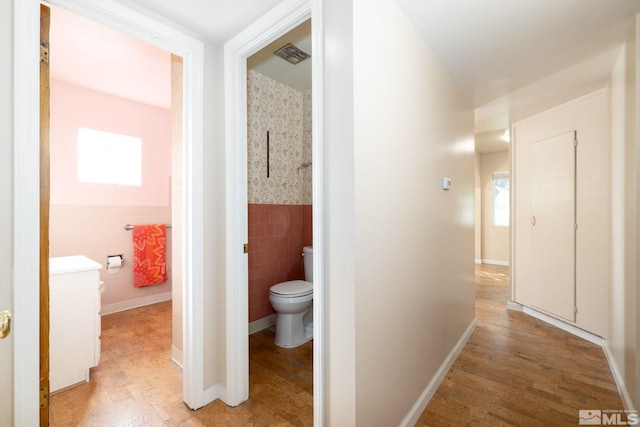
[481,259,509,266]
[602,342,635,412]
[100,291,172,315]
[171,345,183,368]
[249,314,276,335]
[205,383,226,406]
[520,305,603,346]
[506,300,523,312]
[400,318,477,427]
[474,258,482,265]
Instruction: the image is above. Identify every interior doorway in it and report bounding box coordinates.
[45,3,184,415]
[17,0,207,418]
[223,1,324,423]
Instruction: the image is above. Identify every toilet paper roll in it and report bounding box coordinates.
[107,256,122,274]
[107,256,122,268]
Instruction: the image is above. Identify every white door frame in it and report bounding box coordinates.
[223,0,324,423]
[13,0,206,420]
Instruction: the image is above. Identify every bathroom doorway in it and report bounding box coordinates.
[223,1,324,421]
[245,19,313,334]
[37,0,206,416]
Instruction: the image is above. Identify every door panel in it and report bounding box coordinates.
[518,131,576,322]
[0,1,14,423]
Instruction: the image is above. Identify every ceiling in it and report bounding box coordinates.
[49,5,172,110]
[247,20,312,92]
[52,0,640,153]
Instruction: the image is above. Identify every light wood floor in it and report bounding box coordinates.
[51,265,623,426]
[418,264,624,426]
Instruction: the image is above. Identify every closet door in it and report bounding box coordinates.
[518,131,576,322]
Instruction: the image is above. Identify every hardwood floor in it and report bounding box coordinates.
[417,264,624,426]
[51,265,623,426]
[49,301,313,426]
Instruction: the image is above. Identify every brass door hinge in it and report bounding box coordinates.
[40,42,49,64]
[40,386,48,409]
[243,243,249,254]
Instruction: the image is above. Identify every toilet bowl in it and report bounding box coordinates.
[269,246,313,348]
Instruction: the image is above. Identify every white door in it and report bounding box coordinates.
[517,131,576,322]
[1,1,15,423]
[0,247,12,426]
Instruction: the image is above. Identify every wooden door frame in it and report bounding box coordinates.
[14,0,207,419]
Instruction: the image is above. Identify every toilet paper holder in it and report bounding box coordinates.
[107,254,124,268]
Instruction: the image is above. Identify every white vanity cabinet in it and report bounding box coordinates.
[50,256,102,393]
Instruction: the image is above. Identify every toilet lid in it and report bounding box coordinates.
[270,280,313,297]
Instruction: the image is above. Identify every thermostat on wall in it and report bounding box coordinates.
[441,177,452,190]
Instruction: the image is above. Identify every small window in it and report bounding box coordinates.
[77,128,142,186]
[493,171,509,227]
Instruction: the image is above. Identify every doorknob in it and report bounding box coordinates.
[532,216,536,226]
[0,311,10,339]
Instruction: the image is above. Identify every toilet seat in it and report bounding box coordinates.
[270,280,313,297]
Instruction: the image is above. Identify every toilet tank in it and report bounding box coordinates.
[303,246,313,282]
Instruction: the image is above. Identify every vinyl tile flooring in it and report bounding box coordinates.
[50,265,624,426]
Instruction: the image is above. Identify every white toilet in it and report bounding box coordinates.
[269,246,313,348]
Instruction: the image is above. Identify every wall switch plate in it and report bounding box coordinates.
[442,177,452,190]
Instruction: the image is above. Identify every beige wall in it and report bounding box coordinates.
[474,152,482,262]
[0,1,13,424]
[608,18,638,408]
[480,151,510,264]
[513,90,610,338]
[350,0,476,424]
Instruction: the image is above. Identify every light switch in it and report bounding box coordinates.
[441,177,452,190]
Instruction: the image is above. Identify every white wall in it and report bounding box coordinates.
[480,151,510,264]
[0,1,14,424]
[351,0,476,424]
[513,90,610,338]
[608,18,638,409]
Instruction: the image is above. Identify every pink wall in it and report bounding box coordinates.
[50,80,171,206]
[248,204,312,322]
[50,79,172,307]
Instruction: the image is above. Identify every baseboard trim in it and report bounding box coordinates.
[481,259,509,266]
[204,383,226,406]
[506,300,523,312]
[521,305,603,346]
[400,318,477,427]
[474,258,482,265]
[603,342,635,412]
[100,292,172,315]
[171,345,183,368]
[249,314,276,335]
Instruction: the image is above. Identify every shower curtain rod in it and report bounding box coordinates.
[124,224,172,231]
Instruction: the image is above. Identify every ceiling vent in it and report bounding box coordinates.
[274,43,310,65]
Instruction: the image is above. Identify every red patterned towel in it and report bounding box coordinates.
[133,224,167,287]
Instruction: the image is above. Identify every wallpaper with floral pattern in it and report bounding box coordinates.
[247,69,312,205]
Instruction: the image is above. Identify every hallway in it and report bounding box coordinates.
[418,264,624,425]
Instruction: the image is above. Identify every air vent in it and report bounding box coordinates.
[274,43,310,65]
